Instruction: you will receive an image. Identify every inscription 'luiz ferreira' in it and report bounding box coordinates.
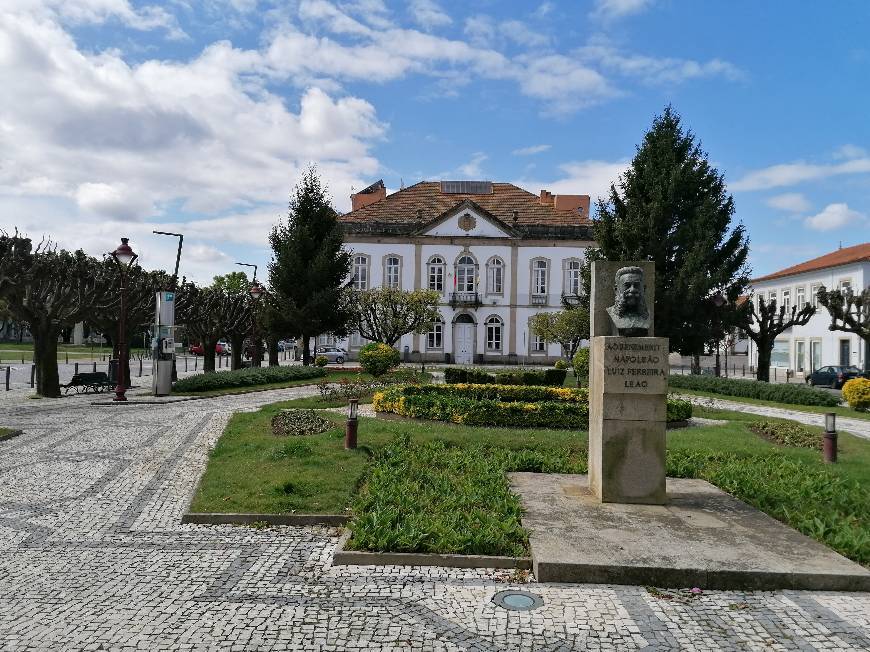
[600,339,668,393]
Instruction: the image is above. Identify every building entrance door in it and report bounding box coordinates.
[840,339,851,366]
[810,341,822,372]
[454,320,475,365]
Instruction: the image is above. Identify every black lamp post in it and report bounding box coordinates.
[345,398,359,449]
[823,412,837,463]
[712,292,726,378]
[249,282,264,367]
[111,238,138,402]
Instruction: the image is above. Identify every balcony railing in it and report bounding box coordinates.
[450,291,481,308]
[530,294,548,306]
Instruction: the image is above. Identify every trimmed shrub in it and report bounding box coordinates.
[572,348,589,386]
[173,365,326,393]
[358,342,400,377]
[271,409,334,437]
[667,374,839,407]
[843,377,870,411]
[444,367,567,386]
[747,421,821,449]
[374,383,690,429]
[314,355,329,367]
[554,359,567,370]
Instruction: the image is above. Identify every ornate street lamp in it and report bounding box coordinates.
[111,238,138,401]
[711,291,727,378]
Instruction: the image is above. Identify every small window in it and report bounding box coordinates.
[840,279,852,293]
[532,259,548,296]
[563,259,582,296]
[811,284,821,308]
[385,256,401,288]
[426,320,443,349]
[782,290,791,313]
[485,316,503,351]
[486,257,504,295]
[352,255,369,291]
[456,255,476,293]
[428,256,445,292]
[796,286,806,310]
[532,333,546,353]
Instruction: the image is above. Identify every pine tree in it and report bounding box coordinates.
[594,106,750,359]
[268,167,352,364]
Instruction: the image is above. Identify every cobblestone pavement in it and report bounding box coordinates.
[1,387,869,650]
[681,394,870,441]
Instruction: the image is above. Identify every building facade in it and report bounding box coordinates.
[334,180,594,364]
[746,243,870,372]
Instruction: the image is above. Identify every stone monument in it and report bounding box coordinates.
[588,260,668,504]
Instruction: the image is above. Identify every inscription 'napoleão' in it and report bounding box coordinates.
[601,339,668,392]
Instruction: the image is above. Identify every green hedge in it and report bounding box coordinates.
[173,365,327,392]
[374,384,691,429]
[668,374,839,407]
[444,367,567,386]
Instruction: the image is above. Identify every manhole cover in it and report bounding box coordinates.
[492,590,544,611]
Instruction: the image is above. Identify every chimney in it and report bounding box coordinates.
[539,189,554,205]
[553,194,591,217]
[351,179,386,211]
[512,210,518,224]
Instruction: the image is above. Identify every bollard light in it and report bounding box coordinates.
[823,412,837,463]
[345,398,359,449]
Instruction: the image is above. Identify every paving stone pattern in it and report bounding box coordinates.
[0,387,869,650]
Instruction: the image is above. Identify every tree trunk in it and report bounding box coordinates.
[756,345,771,382]
[302,333,310,366]
[230,333,244,370]
[203,337,218,373]
[691,354,701,375]
[33,325,61,397]
[266,334,279,367]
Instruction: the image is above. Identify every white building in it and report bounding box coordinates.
[747,242,870,373]
[333,180,594,364]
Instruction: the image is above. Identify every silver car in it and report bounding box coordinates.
[318,346,347,364]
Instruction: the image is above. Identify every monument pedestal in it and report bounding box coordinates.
[589,336,668,504]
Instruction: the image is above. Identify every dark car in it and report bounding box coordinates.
[806,365,862,389]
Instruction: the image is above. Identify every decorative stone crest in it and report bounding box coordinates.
[606,266,651,337]
[458,213,476,232]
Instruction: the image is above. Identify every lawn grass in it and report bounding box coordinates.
[677,387,870,422]
[173,370,370,397]
[191,399,870,563]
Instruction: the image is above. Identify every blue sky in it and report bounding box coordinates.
[1,0,868,283]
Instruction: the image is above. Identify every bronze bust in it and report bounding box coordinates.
[606,266,650,337]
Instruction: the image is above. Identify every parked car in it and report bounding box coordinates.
[318,346,347,364]
[189,342,229,356]
[806,365,862,389]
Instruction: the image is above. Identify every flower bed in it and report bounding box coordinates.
[373,384,691,429]
[668,374,839,407]
[444,367,567,386]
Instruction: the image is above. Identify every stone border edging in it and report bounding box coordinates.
[181,512,350,527]
[0,429,24,442]
[90,381,327,405]
[332,530,532,570]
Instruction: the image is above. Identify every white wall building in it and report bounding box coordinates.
[333,180,594,364]
[747,243,870,373]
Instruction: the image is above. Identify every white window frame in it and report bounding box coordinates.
[455,254,477,293]
[485,316,503,352]
[563,258,582,297]
[352,255,370,291]
[796,286,806,310]
[384,254,402,289]
[426,320,443,350]
[531,258,549,297]
[782,289,791,313]
[811,284,821,308]
[840,278,853,293]
[427,256,445,293]
[486,257,504,296]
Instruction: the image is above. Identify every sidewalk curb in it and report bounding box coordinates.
[181,512,350,527]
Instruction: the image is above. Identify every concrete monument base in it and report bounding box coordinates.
[510,472,870,591]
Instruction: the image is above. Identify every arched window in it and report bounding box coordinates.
[426,319,443,349]
[384,255,401,288]
[532,259,549,296]
[456,255,476,293]
[485,315,503,351]
[428,256,445,293]
[486,257,504,295]
[563,259,581,296]
[352,255,369,290]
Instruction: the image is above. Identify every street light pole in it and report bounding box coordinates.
[111,238,138,402]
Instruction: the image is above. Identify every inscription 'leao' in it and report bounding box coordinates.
[625,380,648,389]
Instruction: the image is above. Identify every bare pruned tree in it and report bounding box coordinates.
[742,297,815,382]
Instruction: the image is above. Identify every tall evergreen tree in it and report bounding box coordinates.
[269,167,352,364]
[594,106,750,359]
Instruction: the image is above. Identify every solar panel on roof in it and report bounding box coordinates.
[440,181,492,194]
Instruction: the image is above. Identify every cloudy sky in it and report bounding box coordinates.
[1,0,868,283]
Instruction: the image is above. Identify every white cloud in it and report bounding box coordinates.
[732,157,870,191]
[516,159,631,203]
[463,16,549,49]
[458,153,488,178]
[833,144,867,160]
[591,0,654,21]
[804,203,866,231]
[408,0,451,30]
[26,0,187,39]
[533,2,555,19]
[75,182,154,221]
[512,144,551,156]
[765,193,812,213]
[499,20,550,48]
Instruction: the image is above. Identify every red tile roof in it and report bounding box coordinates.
[752,242,870,283]
[338,181,592,228]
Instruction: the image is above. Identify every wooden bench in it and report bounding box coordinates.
[62,372,114,394]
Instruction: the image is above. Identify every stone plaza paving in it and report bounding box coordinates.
[0,387,869,650]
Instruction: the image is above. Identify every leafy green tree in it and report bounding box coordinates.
[0,234,114,396]
[529,308,590,363]
[349,288,442,347]
[268,167,353,364]
[212,271,250,294]
[593,106,750,359]
[817,286,870,373]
